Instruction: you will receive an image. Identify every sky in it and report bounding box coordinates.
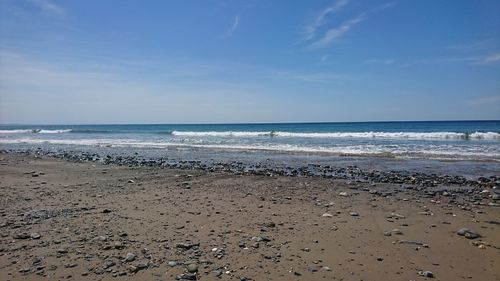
[0,0,499,124]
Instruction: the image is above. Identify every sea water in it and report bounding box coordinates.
[1,121,499,162]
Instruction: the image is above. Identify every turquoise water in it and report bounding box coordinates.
[1,121,499,161]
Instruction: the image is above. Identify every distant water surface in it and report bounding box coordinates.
[1,121,499,163]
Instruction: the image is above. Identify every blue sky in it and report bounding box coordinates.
[0,0,499,124]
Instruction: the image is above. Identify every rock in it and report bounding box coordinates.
[177,273,197,280]
[390,229,403,235]
[339,192,348,197]
[176,242,199,250]
[102,208,112,213]
[308,266,318,272]
[136,262,148,269]
[349,211,359,216]
[457,228,480,239]
[322,213,333,218]
[103,260,115,269]
[465,232,480,239]
[212,270,223,277]
[386,212,406,219]
[30,233,41,239]
[186,263,198,273]
[14,233,30,239]
[418,270,434,278]
[127,180,135,183]
[168,261,177,267]
[125,253,135,262]
[57,248,68,254]
[114,241,124,249]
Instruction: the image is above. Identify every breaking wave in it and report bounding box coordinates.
[171,131,500,140]
[0,129,72,134]
[0,138,498,161]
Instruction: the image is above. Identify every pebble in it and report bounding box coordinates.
[30,233,41,239]
[14,233,30,239]
[349,211,359,216]
[457,228,480,239]
[186,263,198,273]
[418,270,434,278]
[125,253,136,262]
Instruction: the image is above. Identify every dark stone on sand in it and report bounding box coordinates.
[176,242,200,250]
[457,228,480,239]
[14,233,30,239]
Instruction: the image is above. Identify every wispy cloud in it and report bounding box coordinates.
[304,2,395,49]
[399,52,500,67]
[223,14,240,38]
[271,71,348,83]
[308,15,364,49]
[446,38,494,52]
[320,55,330,63]
[476,52,500,65]
[302,0,350,41]
[28,0,65,16]
[468,95,500,106]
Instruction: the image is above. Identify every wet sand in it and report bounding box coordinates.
[0,154,499,280]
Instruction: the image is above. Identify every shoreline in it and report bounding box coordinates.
[0,152,499,280]
[2,148,499,188]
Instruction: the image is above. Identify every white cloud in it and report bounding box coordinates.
[223,14,240,38]
[309,16,364,49]
[477,52,500,65]
[304,2,395,49]
[28,0,65,16]
[302,0,350,41]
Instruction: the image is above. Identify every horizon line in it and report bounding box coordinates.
[1,119,499,127]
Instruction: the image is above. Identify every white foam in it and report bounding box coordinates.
[171,131,500,140]
[1,138,498,161]
[38,129,72,134]
[0,129,72,134]
[0,129,33,134]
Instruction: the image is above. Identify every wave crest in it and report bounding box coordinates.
[171,131,500,140]
[0,129,72,134]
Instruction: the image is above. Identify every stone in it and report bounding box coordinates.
[457,228,480,239]
[339,192,348,197]
[349,212,359,217]
[391,229,403,235]
[30,233,41,239]
[168,261,177,267]
[176,242,199,250]
[114,241,124,249]
[308,266,318,272]
[322,213,333,218]
[418,270,434,278]
[14,233,30,239]
[178,273,197,280]
[186,263,198,273]
[125,253,135,262]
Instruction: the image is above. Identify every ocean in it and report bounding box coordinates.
[0,121,499,162]
[2,120,500,178]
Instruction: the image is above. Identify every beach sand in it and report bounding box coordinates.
[0,154,499,280]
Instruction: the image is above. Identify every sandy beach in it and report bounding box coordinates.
[0,153,498,281]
